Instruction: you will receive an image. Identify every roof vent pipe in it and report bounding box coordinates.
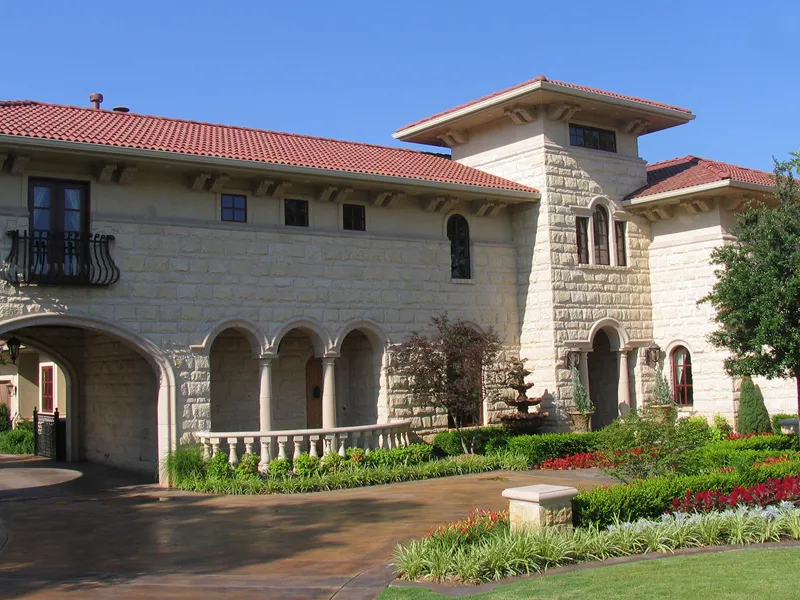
[112,106,130,113]
[89,93,103,109]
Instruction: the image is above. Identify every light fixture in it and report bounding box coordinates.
[645,343,661,367]
[6,337,21,365]
[564,350,581,369]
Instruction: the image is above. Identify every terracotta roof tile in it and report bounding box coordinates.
[627,156,775,199]
[397,75,693,132]
[0,100,537,194]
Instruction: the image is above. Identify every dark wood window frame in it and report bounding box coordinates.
[569,123,617,153]
[29,178,90,235]
[41,365,55,413]
[593,205,610,265]
[447,214,471,279]
[342,203,366,231]
[576,216,589,264]
[221,194,247,223]
[284,198,309,227]
[671,346,694,406]
[614,220,627,267]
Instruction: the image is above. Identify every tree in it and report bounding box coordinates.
[736,377,772,434]
[700,157,800,416]
[390,314,502,454]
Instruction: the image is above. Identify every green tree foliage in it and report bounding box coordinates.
[700,157,800,415]
[390,314,502,454]
[737,377,772,434]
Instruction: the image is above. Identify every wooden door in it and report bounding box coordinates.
[0,380,11,415]
[306,358,323,429]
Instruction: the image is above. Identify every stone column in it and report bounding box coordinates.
[258,357,274,432]
[578,351,590,389]
[322,356,337,429]
[617,350,631,416]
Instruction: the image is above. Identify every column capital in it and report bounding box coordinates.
[322,354,339,365]
[259,352,278,363]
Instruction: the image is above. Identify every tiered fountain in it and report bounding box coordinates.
[499,357,549,433]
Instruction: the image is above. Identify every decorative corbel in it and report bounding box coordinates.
[117,165,137,185]
[253,179,274,197]
[641,209,659,222]
[473,200,507,217]
[547,103,580,122]
[317,186,338,203]
[681,200,698,215]
[436,129,469,146]
[10,155,30,174]
[691,198,712,213]
[97,163,118,183]
[330,187,353,204]
[654,206,672,220]
[422,196,457,213]
[371,191,403,208]
[0,154,6,172]
[723,197,744,212]
[267,180,291,200]
[504,105,537,125]
[623,119,651,135]
[190,173,211,192]
[208,174,230,193]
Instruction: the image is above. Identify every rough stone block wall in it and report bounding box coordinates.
[273,331,314,430]
[209,329,259,432]
[337,330,380,427]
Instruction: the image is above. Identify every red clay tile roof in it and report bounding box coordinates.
[397,75,693,132]
[627,156,776,199]
[0,100,537,194]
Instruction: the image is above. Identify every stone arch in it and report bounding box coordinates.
[268,317,331,356]
[332,319,388,354]
[0,312,176,483]
[588,195,625,219]
[663,338,694,360]
[587,318,629,351]
[192,316,267,358]
[441,209,473,237]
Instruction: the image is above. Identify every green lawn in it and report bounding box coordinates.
[381,547,800,600]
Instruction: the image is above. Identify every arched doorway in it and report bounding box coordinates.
[210,329,259,432]
[273,328,326,430]
[588,330,619,429]
[0,315,174,480]
[336,329,381,427]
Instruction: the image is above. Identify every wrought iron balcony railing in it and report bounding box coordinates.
[1,230,120,286]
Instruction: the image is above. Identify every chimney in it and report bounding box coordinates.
[112,106,130,113]
[89,93,104,109]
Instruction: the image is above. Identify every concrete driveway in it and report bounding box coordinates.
[0,455,615,599]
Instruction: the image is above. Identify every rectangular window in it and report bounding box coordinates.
[284,199,309,227]
[615,221,627,266]
[576,217,589,264]
[342,204,366,231]
[41,366,54,413]
[221,194,247,222]
[569,124,617,153]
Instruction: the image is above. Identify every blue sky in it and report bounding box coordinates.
[3,1,798,171]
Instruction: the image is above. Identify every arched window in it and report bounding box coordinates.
[593,205,610,265]
[447,215,471,279]
[671,346,693,405]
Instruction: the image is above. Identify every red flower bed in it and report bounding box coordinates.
[672,474,800,513]
[424,509,508,541]
[535,451,611,470]
[725,432,774,440]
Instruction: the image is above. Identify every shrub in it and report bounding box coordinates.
[236,452,261,476]
[0,427,34,454]
[573,459,800,527]
[677,444,795,476]
[319,451,345,474]
[206,451,233,479]
[737,377,772,434]
[268,457,292,479]
[598,412,708,482]
[432,427,510,456]
[712,414,734,440]
[503,432,601,466]
[166,444,205,483]
[346,446,365,466]
[715,434,795,451]
[0,403,10,433]
[293,452,320,476]
[362,444,434,468]
[771,413,798,434]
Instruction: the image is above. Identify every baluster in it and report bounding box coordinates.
[393,431,402,448]
[309,435,320,457]
[201,436,211,460]
[227,437,239,465]
[351,431,361,451]
[387,429,395,449]
[277,436,288,460]
[244,437,254,456]
[363,430,372,454]
[259,437,271,472]
[403,430,411,447]
[293,435,304,460]
[324,434,336,456]
[211,437,221,457]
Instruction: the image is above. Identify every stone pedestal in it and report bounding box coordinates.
[778,418,799,435]
[502,484,579,531]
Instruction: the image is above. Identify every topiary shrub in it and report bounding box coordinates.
[0,403,10,433]
[319,451,345,474]
[236,452,261,477]
[206,451,233,479]
[432,427,510,456]
[268,457,292,479]
[504,432,602,467]
[737,377,772,434]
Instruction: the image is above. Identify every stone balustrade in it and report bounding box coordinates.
[195,420,413,471]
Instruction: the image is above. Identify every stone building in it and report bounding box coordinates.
[0,77,791,481]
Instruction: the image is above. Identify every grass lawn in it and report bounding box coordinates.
[381,547,800,600]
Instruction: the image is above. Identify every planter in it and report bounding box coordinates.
[648,404,676,423]
[568,410,593,433]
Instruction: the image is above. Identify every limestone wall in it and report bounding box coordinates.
[209,330,259,432]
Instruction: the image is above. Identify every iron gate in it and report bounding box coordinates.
[33,408,66,460]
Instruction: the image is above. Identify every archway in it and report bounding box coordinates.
[273,328,325,430]
[210,329,259,432]
[0,316,170,480]
[336,329,381,427]
[588,330,619,429]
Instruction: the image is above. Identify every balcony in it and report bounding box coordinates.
[1,230,120,286]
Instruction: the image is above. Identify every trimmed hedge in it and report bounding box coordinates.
[432,427,511,456]
[573,460,800,527]
[711,434,796,452]
[504,432,602,466]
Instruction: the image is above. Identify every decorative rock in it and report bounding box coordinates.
[502,484,579,531]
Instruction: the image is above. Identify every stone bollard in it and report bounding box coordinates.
[502,484,579,531]
[778,418,799,436]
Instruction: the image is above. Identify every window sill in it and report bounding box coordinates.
[577,264,631,272]
[451,278,475,285]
